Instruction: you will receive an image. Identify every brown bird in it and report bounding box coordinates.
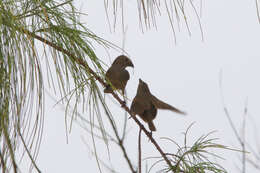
[104,55,134,96]
[130,79,186,131]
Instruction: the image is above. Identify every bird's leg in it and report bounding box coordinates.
[121,99,126,107]
[147,131,153,142]
[121,100,126,107]
[104,83,113,94]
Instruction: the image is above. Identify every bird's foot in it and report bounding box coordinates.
[121,101,126,107]
[147,131,153,142]
[104,84,112,93]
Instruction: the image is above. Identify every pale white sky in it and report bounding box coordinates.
[33,0,260,172]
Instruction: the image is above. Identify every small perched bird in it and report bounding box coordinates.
[130,79,186,131]
[104,55,134,96]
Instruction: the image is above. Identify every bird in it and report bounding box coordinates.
[141,102,157,131]
[130,79,186,132]
[104,55,134,96]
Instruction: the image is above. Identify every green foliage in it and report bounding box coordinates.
[0,0,246,173]
[0,0,116,172]
[147,124,232,173]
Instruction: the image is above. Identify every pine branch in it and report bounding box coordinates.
[17,27,175,172]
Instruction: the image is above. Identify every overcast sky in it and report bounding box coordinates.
[30,0,260,172]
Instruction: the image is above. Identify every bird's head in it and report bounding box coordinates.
[137,79,151,95]
[112,55,134,68]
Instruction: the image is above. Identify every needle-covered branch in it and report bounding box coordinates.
[19,28,175,171]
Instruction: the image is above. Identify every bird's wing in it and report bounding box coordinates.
[130,96,150,116]
[150,94,186,115]
[105,67,115,82]
[119,69,130,82]
[117,69,130,90]
[141,102,157,122]
[105,66,122,88]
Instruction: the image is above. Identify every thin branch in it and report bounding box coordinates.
[164,0,177,44]
[189,0,204,41]
[219,70,243,144]
[81,136,119,173]
[2,122,17,173]
[256,0,260,23]
[246,158,260,170]
[17,129,42,173]
[117,138,136,173]
[241,100,248,173]
[30,27,136,172]
[140,0,148,27]
[0,150,6,173]
[99,92,136,173]
[17,28,175,172]
[219,70,247,173]
[138,128,142,173]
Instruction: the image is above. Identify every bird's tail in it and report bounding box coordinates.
[148,121,156,131]
[151,95,186,115]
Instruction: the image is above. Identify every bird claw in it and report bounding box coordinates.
[104,84,113,93]
[148,131,153,142]
[121,101,126,107]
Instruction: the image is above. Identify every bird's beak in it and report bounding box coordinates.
[129,61,134,68]
[139,78,143,83]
